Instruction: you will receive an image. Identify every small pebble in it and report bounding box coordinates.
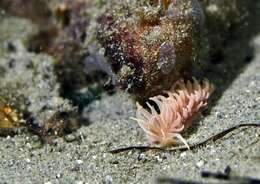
[65,134,77,142]
[76,160,83,165]
[196,160,204,168]
[25,158,31,163]
[31,135,40,142]
[155,155,163,162]
[138,153,147,162]
[26,143,32,149]
[103,175,113,184]
[215,111,224,119]
[76,181,84,184]
[180,152,187,158]
[110,160,119,164]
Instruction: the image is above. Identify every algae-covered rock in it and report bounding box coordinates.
[97,0,253,100]
[0,37,77,139]
[98,0,205,99]
[0,1,109,139]
[0,15,77,138]
[23,0,113,101]
[0,16,37,56]
[1,0,253,101]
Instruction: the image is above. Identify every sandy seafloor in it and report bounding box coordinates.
[0,13,260,184]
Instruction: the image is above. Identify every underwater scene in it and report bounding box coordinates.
[0,0,259,183]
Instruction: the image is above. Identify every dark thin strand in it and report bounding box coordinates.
[157,177,204,184]
[201,171,260,184]
[109,123,260,154]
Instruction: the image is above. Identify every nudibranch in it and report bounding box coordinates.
[132,78,214,148]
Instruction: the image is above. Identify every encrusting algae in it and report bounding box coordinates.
[98,0,205,99]
[132,78,214,148]
[0,98,23,135]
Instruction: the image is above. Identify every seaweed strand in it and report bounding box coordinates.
[109,123,260,154]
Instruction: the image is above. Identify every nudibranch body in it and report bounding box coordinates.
[132,78,214,148]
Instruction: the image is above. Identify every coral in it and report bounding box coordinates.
[132,78,214,148]
[98,0,205,99]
